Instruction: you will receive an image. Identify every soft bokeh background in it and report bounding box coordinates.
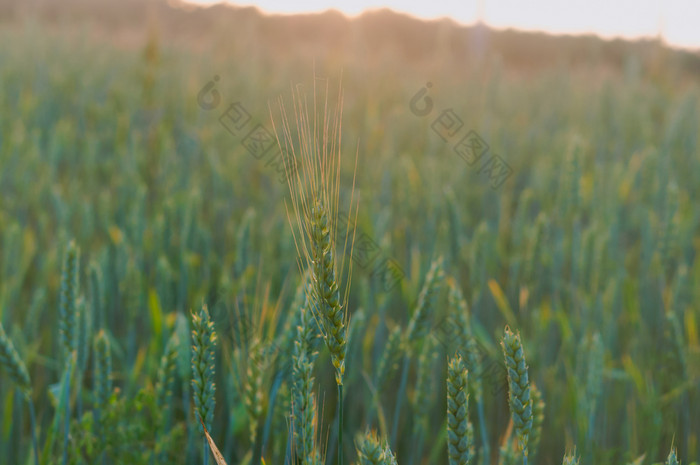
[0,1,698,465]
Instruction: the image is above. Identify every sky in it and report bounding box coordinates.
[185,0,700,50]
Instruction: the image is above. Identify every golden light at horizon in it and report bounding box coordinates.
[185,0,699,50]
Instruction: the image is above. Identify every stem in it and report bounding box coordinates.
[338,383,343,465]
[390,355,410,448]
[27,396,39,465]
[523,450,528,465]
[477,399,490,465]
[62,360,71,465]
[203,436,209,465]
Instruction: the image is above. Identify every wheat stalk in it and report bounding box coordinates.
[447,354,474,465]
[392,257,444,447]
[498,436,519,465]
[157,332,180,420]
[666,447,679,465]
[375,325,402,389]
[59,240,79,361]
[191,304,217,465]
[272,75,357,465]
[244,335,264,445]
[58,240,80,465]
[529,384,545,460]
[502,326,532,465]
[0,321,38,465]
[383,442,398,465]
[405,257,444,345]
[356,430,396,465]
[0,321,31,393]
[292,350,319,465]
[562,448,579,465]
[446,277,489,464]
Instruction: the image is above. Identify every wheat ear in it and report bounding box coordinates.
[447,277,489,464]
[0,322,31,393]
[0,321,39,465]
[392,257,444,446]
[562,448,579,465]
[502,327,532,465]
[292,350,318,465]
[356,430,396,465]
[666,447,680,465]
[59,240,79,361]
[528,384,545,460]
[405,257,444,345]
[447,354,474,465]
[191,304,217,465]
[156,332,180,419]
[273,75,356,465]
[244,335,264,445]
[375,325,402,389]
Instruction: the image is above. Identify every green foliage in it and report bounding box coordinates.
[55,388,185,465]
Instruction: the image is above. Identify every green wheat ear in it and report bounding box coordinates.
[498,437,519,465]
[0,322,31,394]
[93,328,112,441]
[502,326,533,461]
[156,332,180,420]
[191,303,217,432]
[666,447,680,465]
[291,350,318,465]
[294,274,320,363]
[562,448,579,465]
[375,324,402,389]
[406,257,445,345]
[244,335,264,445]
[447,354,474,465]
[59,240,80,360]
[446,277,483,401]
[382,441,398,465]
[310,198,347,386]
[528,384,545,460]
[356,430,385,465]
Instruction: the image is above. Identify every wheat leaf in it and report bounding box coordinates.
[199,415,229,465]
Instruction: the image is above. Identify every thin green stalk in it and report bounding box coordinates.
[390,354,410,448]
[338,383,344,465]
[477,400,489,465]
[62,358,72,465]
[204,436,209,465]
[28,396,39,465]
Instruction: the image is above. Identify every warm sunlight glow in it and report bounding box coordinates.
[185,0,700,50]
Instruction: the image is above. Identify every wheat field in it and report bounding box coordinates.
[0,2,699,465]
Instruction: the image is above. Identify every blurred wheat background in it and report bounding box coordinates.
[0,1,699,465]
